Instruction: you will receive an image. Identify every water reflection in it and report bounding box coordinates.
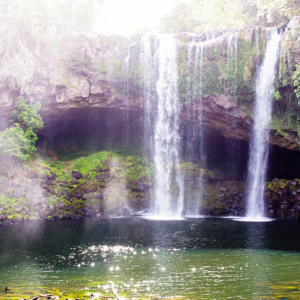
[0,218,300,299]
[245,223,268,297]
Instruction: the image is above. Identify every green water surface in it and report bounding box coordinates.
[0,218,299,299]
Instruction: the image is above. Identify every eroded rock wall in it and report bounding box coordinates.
[0,21,299,150]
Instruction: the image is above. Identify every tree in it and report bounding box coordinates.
[160,0,259,33]
[0,126,37,161]
[257,0,300,26]
[159,0,296,33]
[10,97,44,132]
[0,97,44,163]
[0,0,104,93]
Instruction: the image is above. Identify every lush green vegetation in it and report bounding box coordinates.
[45,151,152,183]
[0,97,43,165]
[0,149,153,221]
[293,64,300,100]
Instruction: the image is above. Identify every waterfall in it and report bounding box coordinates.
[227,32,238,100]
[124,43,135,146]
[140,35,184,219]
[185,36,207,216]
[245,29,280,220]
[154,35,184,219]
[140,36,155,159]
[226,32,239,176]
[186,35,196,162]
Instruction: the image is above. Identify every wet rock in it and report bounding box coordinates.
[94,204,102,213]
[109,161,117,167]
[224,206,231,213]
[74,192,82,198]
[137,177,145,185]
[83,206,94,216]
[13,190,23,198]
[135,184,147,191]
[72,171,83,179]
[26,170,39,179]
[96,167,109,173]
[202,205,210,215]
[123,206,131,216]
[42,191,50,197]
[60,180,68,187]
[83,193,93,200]
[212,209,223,215]
[76,209,84,215]
[93,193,103,199]
[15,205,24,213]
[72,214,80,219]
[50,172,58,180]
[107,172,114,180]
[281,202,289,219]
[70,178,77,184]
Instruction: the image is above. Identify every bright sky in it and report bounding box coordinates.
[100,0,185,35]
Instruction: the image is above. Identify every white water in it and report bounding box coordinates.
[185,36,207,216]
[245,29,281,221]
[140,35,184,219]
[227,32,238,100]
[124,42,138,146]
[153,35,184,218]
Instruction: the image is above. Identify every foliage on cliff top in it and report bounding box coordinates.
[159,0,298,33]
[0,0,103,93]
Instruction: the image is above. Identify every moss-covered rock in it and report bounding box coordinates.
[0,151,154,223]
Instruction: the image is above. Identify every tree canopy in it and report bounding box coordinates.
[159,0,299,33]
[0,0,103,93]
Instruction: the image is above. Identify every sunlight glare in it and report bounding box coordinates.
[101,0,186,35]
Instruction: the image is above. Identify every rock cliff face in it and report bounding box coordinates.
[0,18,300,151]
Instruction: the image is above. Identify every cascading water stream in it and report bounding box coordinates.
[226,31,239,176]
[245,29,281,221]
[153,35,184,219]
[185,37,206,215]
[140,35,184,219]
[194,43,206,216]
[140,35,155,159]
[124,43,137,146]
[227,32,238,100]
